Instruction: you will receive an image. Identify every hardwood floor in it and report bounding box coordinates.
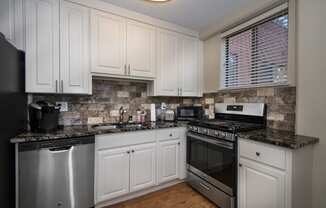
[107,183,217,208]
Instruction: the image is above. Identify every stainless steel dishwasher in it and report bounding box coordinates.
[18,136,95,208]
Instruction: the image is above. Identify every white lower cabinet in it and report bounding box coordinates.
[158,139,180,184]
[239,158,285,208]
[96,143,156,203]
[96,146,130,202]
[239,139,315,208]
[130,143,156,192]
[95,128,187,206]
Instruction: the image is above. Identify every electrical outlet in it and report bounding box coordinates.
[56,102,68,112]
[88,117,104,125]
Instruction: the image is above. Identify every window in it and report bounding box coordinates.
[222,12,289,89]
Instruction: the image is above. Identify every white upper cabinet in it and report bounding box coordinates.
[126,20,156,78]
[25,0,60,93]
[179,35,200,97]
[60,1,91,94]
[91,9,126,76]
[0,0,15,42]
[155,29,179,96]
[91,10,156,79]
[25,0,91,94]
[153,28,202,97]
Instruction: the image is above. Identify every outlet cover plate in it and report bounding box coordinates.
[56,102,68,112]
[88,117,104,125]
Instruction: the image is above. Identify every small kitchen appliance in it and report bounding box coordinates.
[187,103,266,208]
[176,106,203,121]
[164,109,175,121]
[29,101,60,133]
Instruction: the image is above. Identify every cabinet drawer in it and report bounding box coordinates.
[239,139,286,170]
[96,130,156,150]
[156,128,180,141]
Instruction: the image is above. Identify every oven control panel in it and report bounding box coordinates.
[188,126,235,142]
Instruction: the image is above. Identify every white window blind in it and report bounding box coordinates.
[223,12,289,89]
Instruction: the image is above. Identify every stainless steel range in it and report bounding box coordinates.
[186,103,266,208]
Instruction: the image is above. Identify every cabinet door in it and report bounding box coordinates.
[126,20,155,78]
[158,140,180,184]
[130,143,156,192]
[239,158,285,208]
[60,1,91,94]
[96,147,130,203]
[179,35,200,97]
[0,0,15,42]
[25,0,60,93]
[91,9,126,76]
[155,29,179,96]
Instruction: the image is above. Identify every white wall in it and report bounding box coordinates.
[296,0,326,207]
[203,34,221,93]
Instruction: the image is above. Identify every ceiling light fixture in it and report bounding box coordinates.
[143,0,172,3]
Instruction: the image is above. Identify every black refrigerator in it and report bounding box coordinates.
[0,33,27,208]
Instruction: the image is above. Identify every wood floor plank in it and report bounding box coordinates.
[107,183,217,208]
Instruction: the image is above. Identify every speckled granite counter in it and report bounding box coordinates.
[12,121,319,149]
[238,128,319,149]
[11,122,188,144]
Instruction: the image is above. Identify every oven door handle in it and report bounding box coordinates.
[187,132,234,150]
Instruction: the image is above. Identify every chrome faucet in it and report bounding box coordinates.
[119,106,127,124]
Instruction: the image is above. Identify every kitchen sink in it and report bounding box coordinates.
[92,124,118,131]
[92,123,145,131]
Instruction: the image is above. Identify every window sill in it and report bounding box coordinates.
[217,83,293,92]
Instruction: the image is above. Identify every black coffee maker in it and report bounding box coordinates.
[29,101,61,133]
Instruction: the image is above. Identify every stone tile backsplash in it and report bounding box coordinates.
[32,80,199,126]
[202,86,296,131]
[31,79,296,131]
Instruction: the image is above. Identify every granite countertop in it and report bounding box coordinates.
[11,121,188,144]
[238,128,319,149]
[12,121,319,150]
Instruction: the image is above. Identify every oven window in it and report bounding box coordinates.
[187,135,236,190]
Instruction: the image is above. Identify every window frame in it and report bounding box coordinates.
[219,1,296,90]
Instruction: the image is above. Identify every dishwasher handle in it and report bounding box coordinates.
[49,146,72,152]
[19,136,95,152]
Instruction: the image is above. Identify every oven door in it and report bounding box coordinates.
[187,132,236,196]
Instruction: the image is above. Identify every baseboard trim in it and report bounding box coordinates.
[95,180,185,208]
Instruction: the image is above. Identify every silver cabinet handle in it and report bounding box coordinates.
[128,64,131,75]
[124,64,127,75]
[55,80,58,93]
[61,80,64,93]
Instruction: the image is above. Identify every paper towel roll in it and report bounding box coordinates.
[150,104,156,122]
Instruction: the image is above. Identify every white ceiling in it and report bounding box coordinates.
[102,0,282,39]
